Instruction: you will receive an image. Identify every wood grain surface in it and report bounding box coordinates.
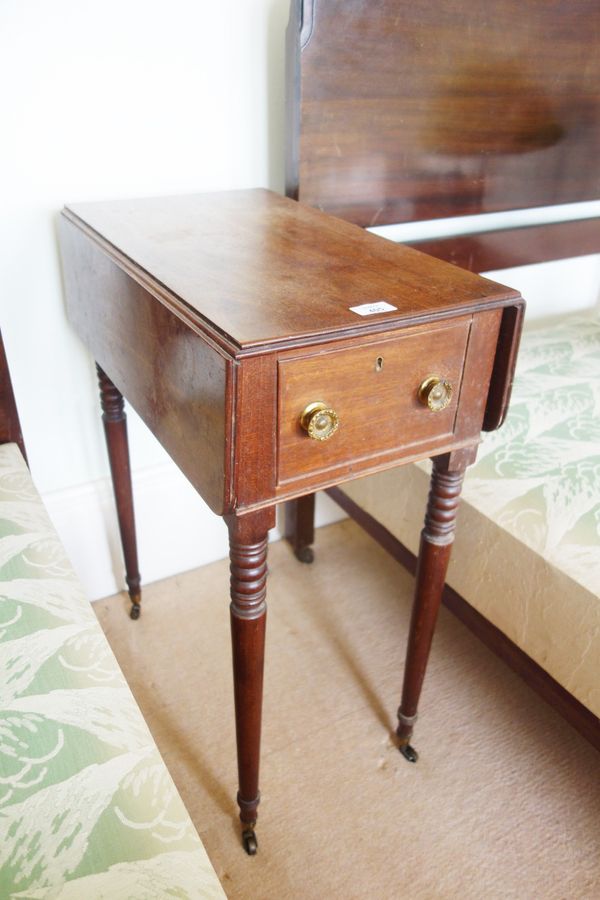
[409,218,600,273]
[63,190,518,351]
[287,0,600,227]
[277,318,469,483]
[60,216,232,514]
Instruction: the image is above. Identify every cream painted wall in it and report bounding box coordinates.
[1,0,598,600]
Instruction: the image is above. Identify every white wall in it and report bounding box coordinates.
[1,0,598,600]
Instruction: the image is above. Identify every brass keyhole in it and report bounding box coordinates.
[375,356,384,372]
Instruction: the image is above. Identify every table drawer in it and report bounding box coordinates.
[277,319,471,484]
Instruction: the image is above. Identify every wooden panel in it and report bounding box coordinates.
[59,216,232,515]
[409,219,600,273]
[287,0,600,227]
[454,309,502,441]
[277,319,470,484]
[233,355,278,510]
[483,302,525,431]
[0,332,27,462]
[63,192,518,351]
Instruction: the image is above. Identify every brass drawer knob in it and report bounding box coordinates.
[418,376,453,412]
[300,401,340,441]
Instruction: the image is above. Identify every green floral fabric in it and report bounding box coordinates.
[464,314,600,595]
[0,443,226,899]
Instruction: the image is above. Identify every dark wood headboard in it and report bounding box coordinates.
[0,333,27,462]
[286,0,600,268]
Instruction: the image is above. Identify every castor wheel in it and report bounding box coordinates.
[399,743,418,763]
[242,827,258,855]
[129,603,141,620]
[295,546,314,564]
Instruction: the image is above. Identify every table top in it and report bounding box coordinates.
[64,189,518,352]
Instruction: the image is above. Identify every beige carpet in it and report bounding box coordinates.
[95,520,600,899]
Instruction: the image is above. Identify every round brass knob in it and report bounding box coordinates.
[300,401,340,441]
[418,376,453,412]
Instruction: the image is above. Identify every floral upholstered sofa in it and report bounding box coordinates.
[341,314,600,722]
[0,443,225,899]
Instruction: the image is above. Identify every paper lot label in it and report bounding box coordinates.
[349,301,398,316]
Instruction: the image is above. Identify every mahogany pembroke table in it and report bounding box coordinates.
[59,189,522,853]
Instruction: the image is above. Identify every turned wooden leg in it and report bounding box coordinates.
[284,493,315,563]
[96,364,142,620]
[396,454,467,762]
[225,507,275,855]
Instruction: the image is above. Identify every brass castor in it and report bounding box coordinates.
[295,546,314,564]
[399,743,418,763]
[242,827,258,855]
[130,603,141,620]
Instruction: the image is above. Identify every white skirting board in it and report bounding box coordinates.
[41,462,346,602]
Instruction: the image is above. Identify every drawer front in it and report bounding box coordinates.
[277,319,470,484]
